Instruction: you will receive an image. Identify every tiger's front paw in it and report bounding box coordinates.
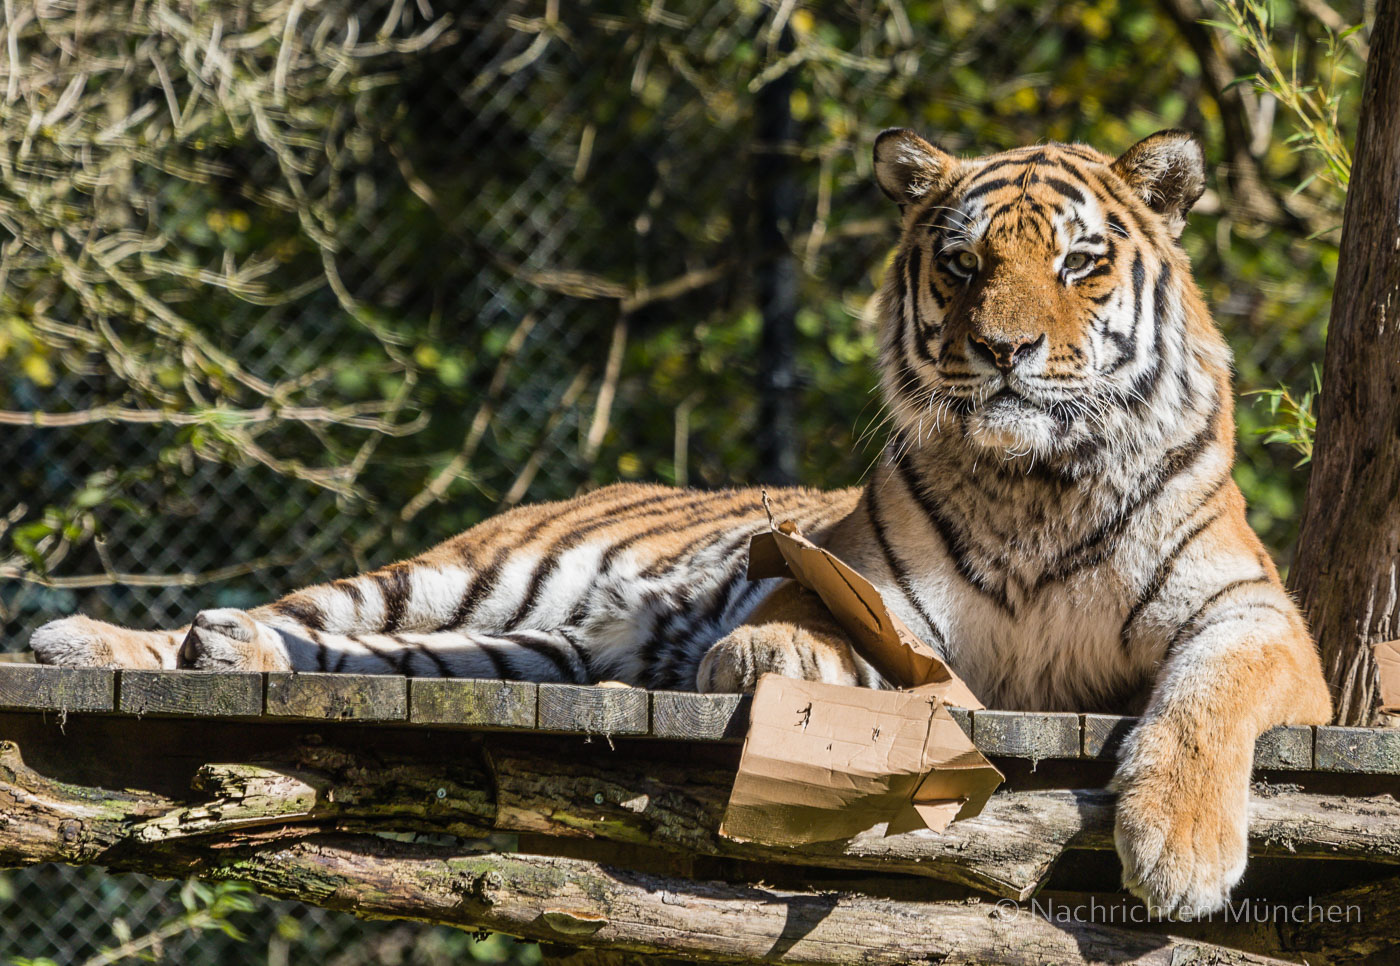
[179,609,290,671]
[1112,719,1251,918]
[695,623,862,693]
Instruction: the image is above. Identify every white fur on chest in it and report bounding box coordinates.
[933,576,1144,711]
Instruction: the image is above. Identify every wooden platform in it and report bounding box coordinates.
[1,664,1396,773]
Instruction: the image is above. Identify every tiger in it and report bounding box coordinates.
[30,128,1332,918]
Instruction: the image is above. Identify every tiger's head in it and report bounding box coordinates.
[873,129,1228,468]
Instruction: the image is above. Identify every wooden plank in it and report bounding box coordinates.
[947,705,972,740]
[1315,725,1400,774]
[973,710,1080,759]
[1253,725,1314,770]
[0,665,114,712]
[536,683,648,736]
[651,692,748,740]
[120,670,263,717]
[411,679,537,729]
[1082,714,1135,760]
[266,672,407,722]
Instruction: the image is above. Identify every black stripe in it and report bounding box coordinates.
[558,628,595,684]
[1060,145,1104,163]
[411,635,450,674]
[501,631,579,682]
[376,565,413,633]
[273,596,326,632]
[393,639,415,675]
[1166,600,1295,659]
[1165,577,1274,656]
[1038,176,1086,206]
[475,639,516,680]
[959,176,1021,204]
[1124,262,1172,412]
[892,447,1013,614]
[636,514,751,580]
[355,635,400,670]
[641,528,763,684]
[594,494,766,577]
[905,249,938,365]
[1119,508,1225,649]
[400,635,453,677]
[1089,169,1151,237]
[332,579,364,607]
[866,484,947,646]
[644,495,842,689]
[1103,252,1145,376]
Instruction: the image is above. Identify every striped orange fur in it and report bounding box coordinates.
[31,129,1331,918]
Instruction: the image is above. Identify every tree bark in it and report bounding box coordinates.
[1290,0,1400,726]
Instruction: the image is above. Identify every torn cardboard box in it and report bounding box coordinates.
[1375,639,1400,715]
[720,521,1003,847]
[720,676,1004,845]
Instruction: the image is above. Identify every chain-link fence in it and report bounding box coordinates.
[0,0,1359,961]
[0,865,538,964]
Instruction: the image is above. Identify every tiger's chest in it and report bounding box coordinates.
[830,507,1157,713]
[932,572,1152,712]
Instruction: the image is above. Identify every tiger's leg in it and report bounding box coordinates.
[181,610,593,682]
[30,615,187,669]
[695,580,881,692]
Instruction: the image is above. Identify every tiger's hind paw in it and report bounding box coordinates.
[30,615,176,668]
[30,616,118,667]
[179,609,290,672]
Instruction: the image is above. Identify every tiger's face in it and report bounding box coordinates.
[873,130,1208,462]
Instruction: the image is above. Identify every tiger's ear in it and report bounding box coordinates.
[1111,130,1206,237]
[873,129,955,208]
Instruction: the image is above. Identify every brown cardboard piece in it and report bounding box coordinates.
[1375,639,1400,714]
[746,522,982,706]
[720,521,1003,847]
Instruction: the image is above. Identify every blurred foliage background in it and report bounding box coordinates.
[0,0,1369,962]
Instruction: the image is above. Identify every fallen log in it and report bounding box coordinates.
[2,736,1397,906]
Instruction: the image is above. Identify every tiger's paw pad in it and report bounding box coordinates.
[179,609,286,671]
[30,616,118,668]
[696,625,859,693]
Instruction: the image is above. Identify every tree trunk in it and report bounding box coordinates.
[1290,1,1400,726]
[753,26,801,486]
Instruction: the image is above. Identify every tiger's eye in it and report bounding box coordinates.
[954,251,979,273]
[1063,251,1091,271]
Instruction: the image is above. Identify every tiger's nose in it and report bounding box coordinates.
[968,333,1045,373]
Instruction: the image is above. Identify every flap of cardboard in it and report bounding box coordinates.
[747,522,982,706]
[720,675,1003,846]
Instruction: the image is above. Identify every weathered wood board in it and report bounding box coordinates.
[0,665,1394,773]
